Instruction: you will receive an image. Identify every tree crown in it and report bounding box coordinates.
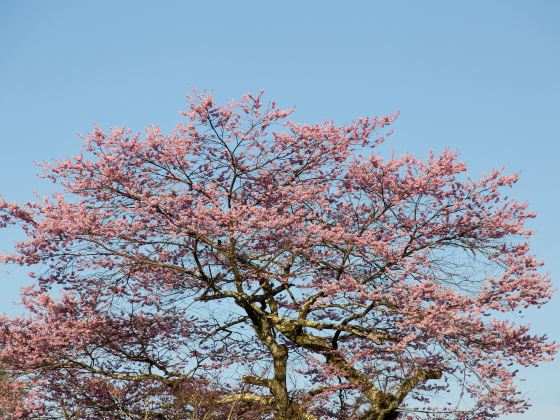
[0,91,555,419]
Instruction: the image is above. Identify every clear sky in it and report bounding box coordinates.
[1,1,559,418]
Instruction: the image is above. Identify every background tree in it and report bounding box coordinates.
[0,369,33,418]
[0,91,555,419]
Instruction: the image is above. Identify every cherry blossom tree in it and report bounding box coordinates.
[0,370,33,418]
[0,91,555,419]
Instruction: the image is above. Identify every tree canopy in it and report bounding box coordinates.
[0,91,555,419]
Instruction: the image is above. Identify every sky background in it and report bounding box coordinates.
[0,1,559,418]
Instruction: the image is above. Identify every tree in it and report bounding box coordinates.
[0,369,34,418]
[0,91,555,419]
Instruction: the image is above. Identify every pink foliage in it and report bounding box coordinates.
[0,90,555,419]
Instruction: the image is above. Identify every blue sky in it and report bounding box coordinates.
[1,1,559,417]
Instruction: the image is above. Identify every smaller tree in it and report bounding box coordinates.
[0,368,36,418]
[0,287,270,418]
